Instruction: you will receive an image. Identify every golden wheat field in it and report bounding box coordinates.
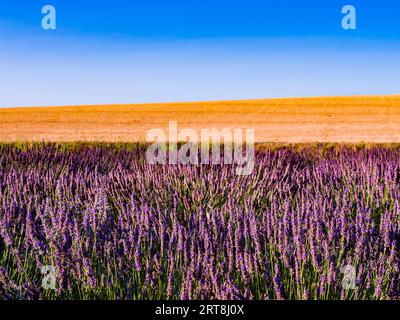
[1,95,400,143]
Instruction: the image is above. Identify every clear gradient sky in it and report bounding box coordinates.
[1,0,400,107]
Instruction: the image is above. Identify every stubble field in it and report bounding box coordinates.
[1,95,400,143]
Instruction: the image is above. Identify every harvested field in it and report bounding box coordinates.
[1,95,400,143]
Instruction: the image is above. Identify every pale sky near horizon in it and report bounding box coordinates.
[1,0,400,107]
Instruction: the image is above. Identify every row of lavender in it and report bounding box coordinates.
[0,143,399,299]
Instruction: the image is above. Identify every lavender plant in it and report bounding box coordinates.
[0,143,399,300]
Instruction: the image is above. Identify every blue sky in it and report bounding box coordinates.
[1,0,400,107]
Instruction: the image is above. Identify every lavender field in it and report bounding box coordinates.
[0,143,399,300]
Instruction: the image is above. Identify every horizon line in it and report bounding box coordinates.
[2,94,400,110]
